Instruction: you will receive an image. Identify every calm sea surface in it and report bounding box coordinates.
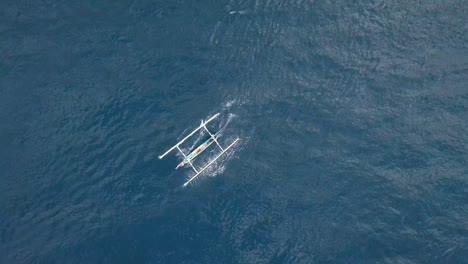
[1,0,467,263]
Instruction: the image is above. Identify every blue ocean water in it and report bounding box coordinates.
[1,0,467,263]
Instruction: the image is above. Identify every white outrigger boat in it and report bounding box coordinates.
[159,113,239,186]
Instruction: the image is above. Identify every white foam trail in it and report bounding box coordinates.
[223,99,236,109]
[210,21,222,44]
[217,113,236,132]
[229,10,247,15]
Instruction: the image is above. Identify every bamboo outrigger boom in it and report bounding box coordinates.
[159,113,239,186]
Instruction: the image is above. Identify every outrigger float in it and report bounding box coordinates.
[159,113,239,186]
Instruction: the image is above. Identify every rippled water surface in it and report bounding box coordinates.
[1,0,467,263]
